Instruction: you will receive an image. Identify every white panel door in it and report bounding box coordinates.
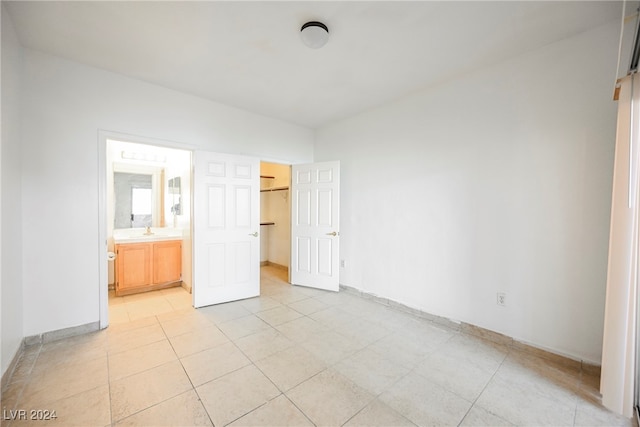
[193,151,260,307]
[291,161,340,291]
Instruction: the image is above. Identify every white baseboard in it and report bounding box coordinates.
[339,283,600,373]
[24,322,100,346]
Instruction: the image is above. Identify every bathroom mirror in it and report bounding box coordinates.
[113,164,164,229]
[168,176,181,216]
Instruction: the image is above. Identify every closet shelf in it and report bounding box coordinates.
[260,186,289,193]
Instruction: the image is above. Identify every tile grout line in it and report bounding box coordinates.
[357,343,437,427]
[336,320,457,426]
[176,355,215,427]
[194,280,315,425]
[111,314,215,426]
[106,349,114,427]
[224,318,323,426]
[276,286,444,425]
[230,287,351,426]
[97,270,617,427]
[455,345,513,427]
[171,310,279,427]
[280,393,318,427]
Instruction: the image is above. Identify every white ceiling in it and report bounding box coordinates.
[4,1,622,128]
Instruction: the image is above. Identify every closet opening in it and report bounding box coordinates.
[260,161,291,283]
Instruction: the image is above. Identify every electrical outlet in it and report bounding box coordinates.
[340,259,346,268]
[496,292,506,307]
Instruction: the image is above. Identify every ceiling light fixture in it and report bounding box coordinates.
[300,21,329,49]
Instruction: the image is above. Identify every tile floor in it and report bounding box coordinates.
[1,266,635,427]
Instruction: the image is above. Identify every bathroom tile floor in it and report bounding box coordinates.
[1,266,634,426]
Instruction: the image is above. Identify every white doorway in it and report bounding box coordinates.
[98,133,193,328]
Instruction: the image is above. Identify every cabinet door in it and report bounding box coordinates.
[153,241,182,284]
[116,243,152,290]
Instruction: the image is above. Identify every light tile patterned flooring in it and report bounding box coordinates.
[1,266,634,426]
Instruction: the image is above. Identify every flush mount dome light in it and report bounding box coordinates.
[300,21,329,49]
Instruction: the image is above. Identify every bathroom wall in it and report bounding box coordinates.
[19,48,313,337]
[1,4,25,376]
[164,150,193,289]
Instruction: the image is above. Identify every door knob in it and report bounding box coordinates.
[326,231,339,236]
[249,232,259,237]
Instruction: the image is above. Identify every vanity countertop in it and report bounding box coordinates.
[113,228,183,244]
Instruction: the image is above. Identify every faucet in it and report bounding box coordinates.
[144,226,153,235]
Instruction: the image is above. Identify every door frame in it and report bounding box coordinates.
[97,130,195,329]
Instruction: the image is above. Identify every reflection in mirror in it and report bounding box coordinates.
[114,172,154,228]
[131,187,153,227]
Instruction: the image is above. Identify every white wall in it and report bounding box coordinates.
[1,5,24,376]
[166,149,193,290]
[264,191,291,267]
[19,49,313,337]
[315,21,619,364]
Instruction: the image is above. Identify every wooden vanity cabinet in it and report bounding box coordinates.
[153,240,182,284]
[115,239,182,296]
[115,243,152,291]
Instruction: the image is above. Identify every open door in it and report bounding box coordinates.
[290,161,340,292]
[193,151,260,307]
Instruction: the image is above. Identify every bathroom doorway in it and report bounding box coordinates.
[102,136,193,324]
